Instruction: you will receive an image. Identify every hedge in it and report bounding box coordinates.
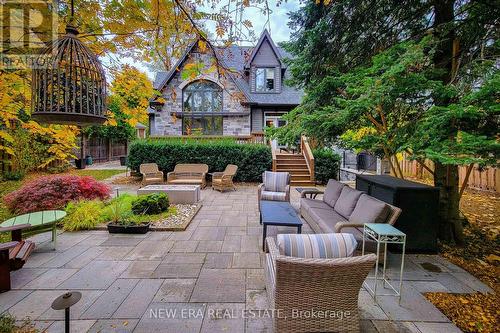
[128,139,272,182]
[313,148,341,184]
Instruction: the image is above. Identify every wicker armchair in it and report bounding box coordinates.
[258,171,290,211]
[139,163,164,185]
[212,164,238,192]
[265,237,376,333]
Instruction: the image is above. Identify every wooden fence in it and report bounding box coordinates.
[398,155,499,193]
[77,137,127,162]
[0,137,128,174]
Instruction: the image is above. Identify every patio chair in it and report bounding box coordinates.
[140,163,164,185]
[265,236,376,333]
[258,171,290,210]
[212,164,238,192]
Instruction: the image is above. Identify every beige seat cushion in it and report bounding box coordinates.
[322,179,345,208]
[169,179,202,184]
[349,194,390,224]
[334,186,363,218]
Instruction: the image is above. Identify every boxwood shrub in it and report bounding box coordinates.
[132,193,169,215]
[128,139,272,182]
[313,148,341,184]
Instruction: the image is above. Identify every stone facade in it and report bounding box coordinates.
[152,48,250,137]
[223,115,251,135]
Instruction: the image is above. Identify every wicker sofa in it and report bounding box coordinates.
[166,164,209,188]
[265,236,376,332]
[300,179,402,251]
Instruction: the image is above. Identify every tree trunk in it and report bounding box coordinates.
[434,163,464,243]
[432,0,464,244]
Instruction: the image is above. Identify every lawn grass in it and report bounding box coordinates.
[69,169,125,180]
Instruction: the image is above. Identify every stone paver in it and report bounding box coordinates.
[200,303,245,333]
[113,279,163,319]
[46,319,96,332]
[88,319,139,333]
[1,185,490,332]
[58,260,130,289]
[191,269,246,302]
[153,279,197,303]
[81,279,138,319]
[134,303,206,333]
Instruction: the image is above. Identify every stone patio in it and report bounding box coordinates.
[1,186,492,332]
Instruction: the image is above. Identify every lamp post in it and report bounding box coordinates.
[51,291,82,333]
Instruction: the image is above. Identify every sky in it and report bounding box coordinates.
[105,0,300,80]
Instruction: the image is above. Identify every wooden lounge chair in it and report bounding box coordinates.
[212,164,238,192]
[0,224,35,292]
[140,163,164,185]
[167,164,209,188]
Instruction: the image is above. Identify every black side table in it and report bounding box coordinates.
[295,187,321,199]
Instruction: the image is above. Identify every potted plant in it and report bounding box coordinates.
[107,196,150,234]
[119,156,128,166]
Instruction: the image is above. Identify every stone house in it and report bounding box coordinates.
[148,30,303,138]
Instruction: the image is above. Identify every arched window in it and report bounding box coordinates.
[183,81,222,113]
[182,81,223,135]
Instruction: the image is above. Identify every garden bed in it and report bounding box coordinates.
[150,203,201,231]
[94,203,202,232]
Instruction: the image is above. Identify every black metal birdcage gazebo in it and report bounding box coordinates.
[31,23,107,126]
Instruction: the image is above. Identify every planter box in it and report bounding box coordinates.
[107,222,150,234]
[75,158,86,169]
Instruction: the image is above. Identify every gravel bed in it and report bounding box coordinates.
[152,204,198,227]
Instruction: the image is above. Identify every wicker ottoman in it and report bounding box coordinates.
[137,185,200,204]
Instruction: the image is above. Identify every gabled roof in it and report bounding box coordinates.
[244,29,284,68]
[152,31,303,107]
[153,41,198,91]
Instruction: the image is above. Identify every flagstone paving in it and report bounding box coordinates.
[2,185,492,332]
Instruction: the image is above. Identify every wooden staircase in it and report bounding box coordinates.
[275,153,315,186]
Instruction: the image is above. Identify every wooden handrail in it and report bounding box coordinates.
[272,146,277,172]
[301,135,315,182]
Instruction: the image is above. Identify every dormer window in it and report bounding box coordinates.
[255,68,275,92]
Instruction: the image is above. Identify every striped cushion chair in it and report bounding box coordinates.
[277,233,358,259]
[258,171,290,208]
[265,234,375,333]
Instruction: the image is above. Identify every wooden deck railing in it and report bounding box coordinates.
[301,135,315,182]
[272,148,277,172]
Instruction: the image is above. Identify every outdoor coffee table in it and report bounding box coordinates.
[0,210,66,249]
[137,185,200,204]
[259,201,302,251]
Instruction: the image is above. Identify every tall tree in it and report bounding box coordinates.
[280,0,499,243]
